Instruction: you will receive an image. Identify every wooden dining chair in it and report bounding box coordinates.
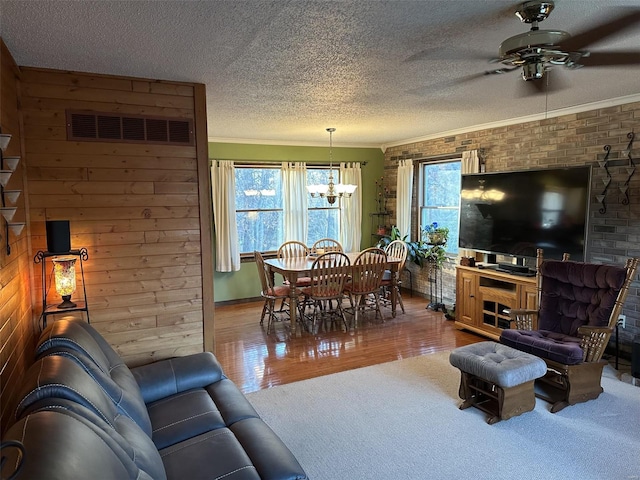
[380,240,408,314]
[254,251,293,334]
[277,240,309,260]
[276,240,311,313]
[344,247,387,329]
[277,240,311,286]
[311,238,343,254]
[299,252,351,334]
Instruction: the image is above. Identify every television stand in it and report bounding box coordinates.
[455,265,538,340]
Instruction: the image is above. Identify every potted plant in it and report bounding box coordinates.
[375,226,429,267]
[421,222,449,269]
[423,222,448,245]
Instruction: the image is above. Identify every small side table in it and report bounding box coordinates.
[34,248,90,330]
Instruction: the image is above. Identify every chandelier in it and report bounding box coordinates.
[306,128,357,205]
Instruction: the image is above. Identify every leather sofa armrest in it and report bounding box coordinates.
[131,352,225,404]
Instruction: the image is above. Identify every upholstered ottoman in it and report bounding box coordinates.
[449,341,547,424]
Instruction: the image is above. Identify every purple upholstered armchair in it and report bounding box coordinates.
[500,250,638,413]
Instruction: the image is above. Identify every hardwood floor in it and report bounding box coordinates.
[214,293,484,394]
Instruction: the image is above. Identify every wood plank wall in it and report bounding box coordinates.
[0,40,35,435]
[21,67,213,367]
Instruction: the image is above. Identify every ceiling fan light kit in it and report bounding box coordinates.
[487,0,640,90]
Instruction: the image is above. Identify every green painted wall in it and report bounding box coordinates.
[210,142,385,302]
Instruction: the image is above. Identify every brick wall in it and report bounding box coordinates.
[383,101,640,351]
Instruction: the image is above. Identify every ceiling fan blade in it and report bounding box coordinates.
[404,49,433,63]
[484,66,520,76]
[558,8,640,52]
[406,67,512,95]
[448,67,518,86]
[578,51,640,67]
[404,48,492,63]
[406,72,487,95]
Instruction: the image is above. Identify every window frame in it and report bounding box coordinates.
[234,163,342,258]
[234,164,284,259]
[417,157,462,255]
[306,165,341,247]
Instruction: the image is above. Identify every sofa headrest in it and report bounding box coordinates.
[15,355,120,425]
[35,319,154,437]
[1,410,155,480]
[37,319,117,372]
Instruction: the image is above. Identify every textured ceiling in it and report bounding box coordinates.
[1,0,639,148]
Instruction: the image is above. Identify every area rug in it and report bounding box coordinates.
[246,351,640,480]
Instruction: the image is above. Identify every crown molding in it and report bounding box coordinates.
[207,136,381,149]
[381,94,640,152]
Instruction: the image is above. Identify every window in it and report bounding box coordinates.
[234,165,340,254]
[419,160,461,254]
[307,168,340,246]
[235,166,282,254]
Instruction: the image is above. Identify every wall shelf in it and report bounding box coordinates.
[0,130,24,255]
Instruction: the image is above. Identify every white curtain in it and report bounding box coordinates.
[461,150,480,174]
[460,150,481,258]
[396,159,413,239]
[282,162,308,243]
[339,162,362,252]
[211,160,241,272]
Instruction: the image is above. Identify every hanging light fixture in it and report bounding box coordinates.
[306,128,357,205]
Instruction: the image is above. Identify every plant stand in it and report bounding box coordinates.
[426,263,445,312]
[34,248,90,330]
[369,212,390,243]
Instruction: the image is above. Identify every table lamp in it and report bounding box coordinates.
[53,256,77,308]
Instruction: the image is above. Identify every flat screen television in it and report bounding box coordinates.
[459,166,591,261]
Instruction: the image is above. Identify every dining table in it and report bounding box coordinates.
[264,251,403,336]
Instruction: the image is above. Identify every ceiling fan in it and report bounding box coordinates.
[485,0,640,93]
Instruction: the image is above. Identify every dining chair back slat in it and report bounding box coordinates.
[277,240,312,294]
[301,251,351,333]
[350,248,388,294]
[277,241,309,259]
[311,238,343,254]
[309,252,351,299]
[381,240,409,314]
[345,247,388,328]
[385,240,408,271]
[254,251,292,334]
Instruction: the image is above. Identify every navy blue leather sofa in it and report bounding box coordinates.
[1,318,307,480]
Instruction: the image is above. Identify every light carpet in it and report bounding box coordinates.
[246,351,640,480]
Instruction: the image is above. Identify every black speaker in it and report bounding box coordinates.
[46,220,71,253]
